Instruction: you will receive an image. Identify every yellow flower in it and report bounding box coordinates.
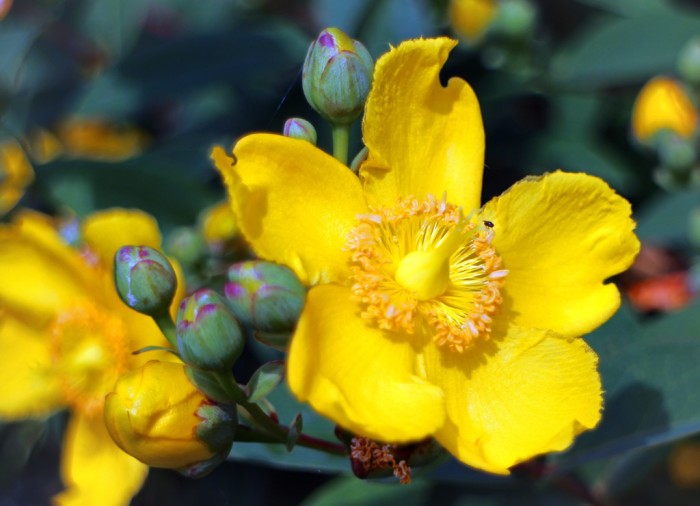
[631,76,699,144]
[450,0,497,43]
[0,139,34,215]
[0,208,184,505]
[212,38,640,473]
[105,360,234,470]
[56,118,149,161]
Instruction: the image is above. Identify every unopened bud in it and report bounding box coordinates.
[114,245,177,316]
[225,261,305,332]
[302,28,374,125]
[491,0,536,39]
[450,0,497,43]
[166,227,206,267]
[678,38,700,85]
[104,361,236,472]
[283,118,317,144]
[177,289,244,371]
[631,76,699,145]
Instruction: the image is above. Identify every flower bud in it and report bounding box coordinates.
[176,289,244,371]
[283,118,317,145]
[104,361,236,471]
[302,28,374,125]
[114,245,177,316]
[678,38,700,85]
[450,0,497,43]
[166,227,206,267]
[225,261,305,332]
[631,76,699,145]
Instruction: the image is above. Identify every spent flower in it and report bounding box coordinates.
[213,37,640,473]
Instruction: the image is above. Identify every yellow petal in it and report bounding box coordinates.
[81,208,162,270]
[481,171,640,337]
[213,135,367,284]
[287,284,445,442]
[55,414,148,506]
[0,312,64,419]
[424,324,601,473]
[0,218,95,323]
[0,139,34,214]
[360,38,484,213]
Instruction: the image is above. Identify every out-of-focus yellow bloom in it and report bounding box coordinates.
[631,76,699,144]
[29,129,64,164]
[450,0,497,42]
[213,38,640,474]
[105,360,232,469]
[56,118,149,161]
[669,442,700,488]
[0,208,184,506]
[199,201,238,246]
[0,139,34,215]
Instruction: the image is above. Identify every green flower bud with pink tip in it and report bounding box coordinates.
[176,289,244,371]
[302,28,374,125]
[283,118,318,145]
[114,245,177,316]
[225,261,305,333]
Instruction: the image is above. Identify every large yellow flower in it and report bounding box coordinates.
[213,38,640,473]
[0,208,183,505]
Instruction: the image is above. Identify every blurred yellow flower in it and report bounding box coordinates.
[214,38,640,473]
[669,441,700,488]
[57,118,149,161]
[0,139,34,215]
[105,360,229,470]
[199,201,239,247]
[0,208,184,505]
[450,0,497,43]
[631,76,699,144]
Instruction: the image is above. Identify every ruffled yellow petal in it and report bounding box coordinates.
[81,208,162,270]
[213,135,367,284]
[481,171,639,337]
[360,38,484,213]
[0,218,95,323]
[287,284,445,442]
[424,324,601,473]
[0,312,64,419]
[55,415,148,506]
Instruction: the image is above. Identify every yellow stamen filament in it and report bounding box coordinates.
[345,195,507,352]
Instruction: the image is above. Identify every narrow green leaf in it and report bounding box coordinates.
[246,361,285,403]
[286,413,303,452]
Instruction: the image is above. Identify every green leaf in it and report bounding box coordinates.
[246,361,285,403]
[0,22,41,92]
[634,188,700,244]
[78,0,150,58]
[302,477,432,506]
[551,8,700,89]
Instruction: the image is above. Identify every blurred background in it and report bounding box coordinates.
[2,0,700,504]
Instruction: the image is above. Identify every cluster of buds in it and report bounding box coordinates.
[631,38,700,189]
[111,246,309,475]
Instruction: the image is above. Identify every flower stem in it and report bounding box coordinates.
[153,312,177,349]
[216,372,346,456]
[332,123,351,165]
